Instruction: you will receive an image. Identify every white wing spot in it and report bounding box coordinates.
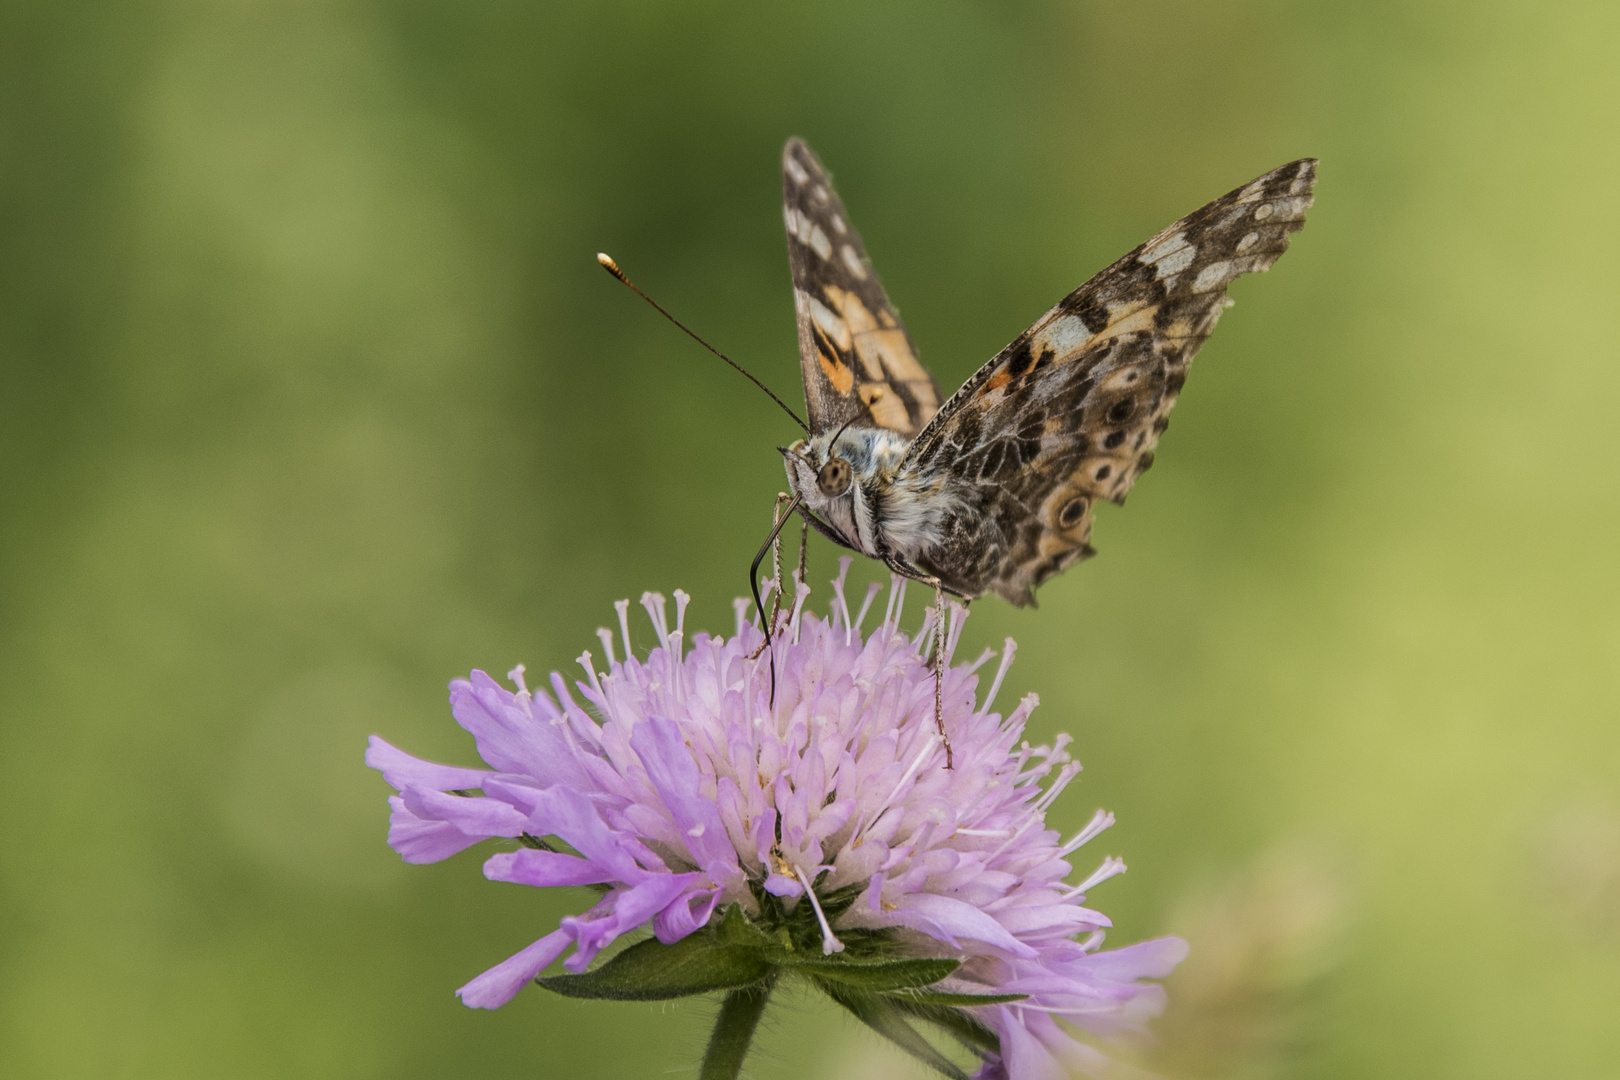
[830,214,847,236]
[1253,203,1274,221]
[813,184,829,204]
[808,295,852,350]
[1235,230,1260,253]
[808,223,832,261]
[1140,231,1196,278]
[783,207,799,232]
[1192,261,1233,292]
[1032,313,1092,359]
[785,157,809,185]
[1154,244,1195,277]
[840,245,867,279]
[1266,195,1310,221]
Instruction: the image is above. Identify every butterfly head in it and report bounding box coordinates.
[781,425,910,555]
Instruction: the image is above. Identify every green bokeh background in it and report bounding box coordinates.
[4,2,1617,1077]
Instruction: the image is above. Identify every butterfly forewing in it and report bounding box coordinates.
[783,138,942,438]
[899,158,1318,606]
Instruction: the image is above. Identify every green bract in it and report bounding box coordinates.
[535,898,1025,1079]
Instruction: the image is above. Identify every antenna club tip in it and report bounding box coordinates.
[596,252,620,272]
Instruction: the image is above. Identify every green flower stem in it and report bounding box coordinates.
[699,973,778,1080]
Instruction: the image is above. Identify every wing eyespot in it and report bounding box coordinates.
[1103,430,1126,449]
[1106,400,1134,424]
[1057,497,1088,529]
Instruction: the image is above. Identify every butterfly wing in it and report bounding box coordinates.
[783,138,942,437]
[899,158,1318,605]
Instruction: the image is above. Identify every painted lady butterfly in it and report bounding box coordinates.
[777,138,1317,610]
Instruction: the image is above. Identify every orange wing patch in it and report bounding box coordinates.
[819,350,855,394]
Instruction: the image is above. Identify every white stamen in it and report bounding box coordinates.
[953,828,1013,838]
[577,651,604,699]
[507,664,529,696]
[672,589,691,661]
[1063,855,1127,898]
[1058,809,1116,857]
[1034,763,1082,814]
[913,607,935,658]
[788,577,811,641]
[977,638,1017,717]
[873,736,939,823]
[943,603,967,664]
[853,581,882,634]
[796,866,845,954]
[615,599,633,660]
[987,819,1037,861]
[596,627,617,667]
[831,557,854,642]
[641,591,670,642]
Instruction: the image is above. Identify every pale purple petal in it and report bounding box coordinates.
[485,848,617,888]
[1077,935,1189,981]
[366,735,491,792]
[993,1006,1070,1080]
[450,672,592,788]
[456,927,572,1009]
[628,717,734,869]
[892,893,1037,959]
[653,887,723,944]
[528,784,649,882]
[386,796,484,864]
[562,874,698,971]
[401,787,529,838]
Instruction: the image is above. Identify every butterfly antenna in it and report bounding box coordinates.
[597,253,809,432]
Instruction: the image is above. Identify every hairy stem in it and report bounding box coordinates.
[699,974,778,1080]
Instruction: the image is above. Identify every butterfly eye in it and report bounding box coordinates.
[817,457,853,497]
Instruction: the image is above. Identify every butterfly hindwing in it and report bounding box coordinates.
[900,158,1318,605]
[783,138,942,437]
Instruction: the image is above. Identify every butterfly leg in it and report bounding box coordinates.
[924,575,953,769]
[797,517,809,595]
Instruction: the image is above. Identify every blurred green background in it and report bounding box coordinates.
[3,1,1618,1077]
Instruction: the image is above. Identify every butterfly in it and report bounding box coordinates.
[775,138,1316,614]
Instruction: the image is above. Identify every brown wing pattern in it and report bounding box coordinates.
[902,159,1318,606]
[783,138,942,436]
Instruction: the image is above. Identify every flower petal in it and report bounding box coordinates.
[892,893,1037,958]
[1078,935,1189,981]
[562,874,700,971]
[653,887,723,944]
[456,927,572,1009]
[450,672,593,788]
[628,717,735,869]
[485,848,618,888]
[401,786,528,838]
[993,1006,1070,1080]
[366,736,491,793]
[386,796,484,864]
[529,785,649,882]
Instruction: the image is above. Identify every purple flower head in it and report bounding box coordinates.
[368,563,1185,1078]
